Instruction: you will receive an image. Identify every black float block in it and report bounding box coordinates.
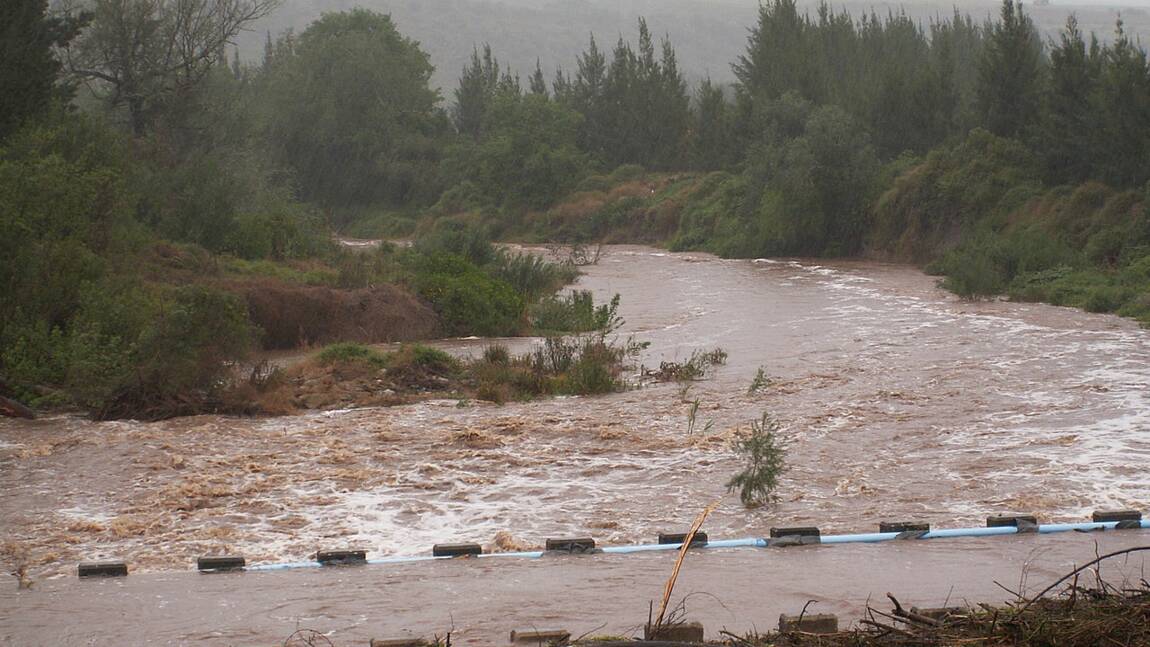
[779,613,839,634]
[78,561,128,578]
[197,555,245,572]
[644,621,705,642]
[316,550,367,566]
[1093,510,1142,523]
[770,526,820,538]
[432,543,482,557]
[657,531,708,546]
[986,515,1038,528]
[879,521,930,533]
[509,629,572,644]
[544,537,596,553]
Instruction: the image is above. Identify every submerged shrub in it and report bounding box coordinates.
[531,292,621,334]
[727,412,787,507]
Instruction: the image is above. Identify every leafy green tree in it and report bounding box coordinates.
[0,0,88,139]
[261,9,447,208]
[447,93,589,209]
[976,0,1044,139]
[743,103,879,256]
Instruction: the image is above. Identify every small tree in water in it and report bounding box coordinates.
[727,413,787,507]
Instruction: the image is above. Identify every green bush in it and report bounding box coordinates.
[939,245,1007,300]
[407,252,524,336]
[397,344,459,374]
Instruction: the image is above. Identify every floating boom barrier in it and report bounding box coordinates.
[76,510,1147,578]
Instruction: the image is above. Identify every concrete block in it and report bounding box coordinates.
[986,515,1037,528]
[879,521,930,533]
[370,639,431,647]
[432,543,482,557]
[1093,510,1142,523]
[779,613,839,634]
[644,621,704,642]
[316,550,366,565]
[78,561,128,578]
[770,526,820,538]
[657,531,708,546]
[509,629,571,644]
[197,555,245,572]
[910,606,969,621]
[544,537,595,553]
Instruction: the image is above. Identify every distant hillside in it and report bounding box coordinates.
[237,0,1150,98]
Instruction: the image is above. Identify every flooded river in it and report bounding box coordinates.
[2,246,1149,643]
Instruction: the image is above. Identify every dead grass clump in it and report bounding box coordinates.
[490,531,531,553]
[728,547,1150,647]
[449,429,504,449]
[65,520,107,533]
[109,515,154,538]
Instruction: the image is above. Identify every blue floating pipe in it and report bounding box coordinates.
[238,517,1149,572]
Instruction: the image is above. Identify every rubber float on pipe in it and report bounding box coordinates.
[197,555,245,572]
[1094,510,1142,527]
[544,537,596,554]
[879,521,930,533]
[769,526,821,546]
[432,543,482,557]
[986,514,1038,528]
[78,561,128,578]
[658,531,708,547]
[316,550,366,566]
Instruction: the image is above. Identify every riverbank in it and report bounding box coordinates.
[0,228,597,420]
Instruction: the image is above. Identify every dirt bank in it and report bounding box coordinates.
[237,280,439,350]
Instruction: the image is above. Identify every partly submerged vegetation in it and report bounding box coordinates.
[263,335,644,412]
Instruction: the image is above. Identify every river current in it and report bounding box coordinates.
[2,246,1148,643]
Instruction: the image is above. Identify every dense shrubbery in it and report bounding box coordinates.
[471,335,644,403]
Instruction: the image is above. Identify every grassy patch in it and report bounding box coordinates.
[316,343,389,367]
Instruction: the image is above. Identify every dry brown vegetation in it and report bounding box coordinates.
[240,281,439,350]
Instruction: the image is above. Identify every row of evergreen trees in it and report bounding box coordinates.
[442,0,1146,209]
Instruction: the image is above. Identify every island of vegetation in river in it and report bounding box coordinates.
[2,0,1148,420]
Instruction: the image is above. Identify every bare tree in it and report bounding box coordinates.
[63,0,280,134]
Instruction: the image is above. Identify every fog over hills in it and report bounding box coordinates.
[238,0,1150,96]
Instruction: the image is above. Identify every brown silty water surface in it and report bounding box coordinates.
[2,245,1148,577]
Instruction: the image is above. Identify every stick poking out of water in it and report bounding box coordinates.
[652,501,719,629]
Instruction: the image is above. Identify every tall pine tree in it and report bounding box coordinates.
[976,0,1044,139]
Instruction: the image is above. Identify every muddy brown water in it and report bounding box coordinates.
[2,246,1149,643]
